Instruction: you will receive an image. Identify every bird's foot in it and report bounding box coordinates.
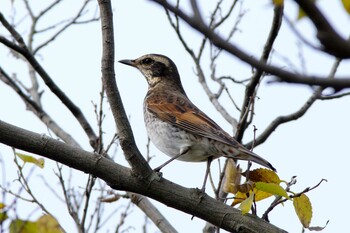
[193,187,206,203]
[153,166,163,178]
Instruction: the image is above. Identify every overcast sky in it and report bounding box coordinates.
[1,0,350,232]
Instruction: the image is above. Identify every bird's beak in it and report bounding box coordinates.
[118,59,136,67]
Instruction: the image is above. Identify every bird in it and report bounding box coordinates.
[119,54,275,192]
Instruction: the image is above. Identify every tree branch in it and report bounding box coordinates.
[33,0,99,54]
[294,0,350,58]
[0,67,80,147]
[236,4,283,142]
[130,193,178,233]
[245,87,323,148]
[0,120,286,233]
[246,56,343,148]
[0,12,98,148]
[97,0,151,178]
[151,0,350,91]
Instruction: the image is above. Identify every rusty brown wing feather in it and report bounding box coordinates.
[146,92,276,171]
[146,92,239,147]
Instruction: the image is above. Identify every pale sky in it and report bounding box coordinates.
[1,0,350,232]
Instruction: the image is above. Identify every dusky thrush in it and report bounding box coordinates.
[119,54,275,191]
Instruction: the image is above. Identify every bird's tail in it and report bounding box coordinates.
[235,147,276,172]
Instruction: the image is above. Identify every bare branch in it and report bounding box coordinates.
[55,165,83,233]
[151,0,350,90]
[283,15,318,51]
[0,67,80,147]
[294,0,350,58]
[81,175,96,230]
[11,150,65,231]
[0,119,287,232]
[319,91,350,100]
[165,1,240,129]
[263,178,327,221]
[97,0,151,177]
[245,87,323,148]
[247,56,343,148]
[37,0,62,19]
[33,0,99,54]
[130,193,178,233]
[236,4,283,142]
[0,12,98,148]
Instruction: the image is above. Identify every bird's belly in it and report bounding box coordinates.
[144,111,220,162]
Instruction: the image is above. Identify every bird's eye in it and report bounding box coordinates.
[142,58,153,65]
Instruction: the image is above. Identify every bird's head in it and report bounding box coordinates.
[119,54,183,90]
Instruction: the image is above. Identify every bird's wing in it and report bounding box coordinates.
[146,92,238,147]
[146,92,276,171]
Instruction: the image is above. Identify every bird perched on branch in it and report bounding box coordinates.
[119,54,275,192]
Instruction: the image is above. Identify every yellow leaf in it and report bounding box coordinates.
[296,0,316,20]
[231,191,248,206]
[16,153,45,168]
[232,188,275,206]
[342,0,350,14]
[254,188,273,202]
[272,0,284,6]
[37,215,62,233]
[239,192,254,215]
[10,219,37,233]
[255,182,289,198]
[232,169,283,206]
[293,194,312,228]
[244,168,280,184]
[297,7,306,20]
[0,203,5,209]
[223,159,241,194]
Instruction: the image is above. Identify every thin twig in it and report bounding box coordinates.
[152,0,350,90]
[236,4,284,141]
[0,66,80,147]
[0,12,98,148]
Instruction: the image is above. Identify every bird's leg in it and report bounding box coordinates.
[200,156,213,193]
[154,147,190,172]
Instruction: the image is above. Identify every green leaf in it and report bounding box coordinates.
[239,192,254,215]
[16,152,45,168]
[255,182,289,198]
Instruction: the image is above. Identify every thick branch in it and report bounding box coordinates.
[97,0,151,177]
[294,0,350,58]
[130,194,178,233]
[0,120,286,233]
